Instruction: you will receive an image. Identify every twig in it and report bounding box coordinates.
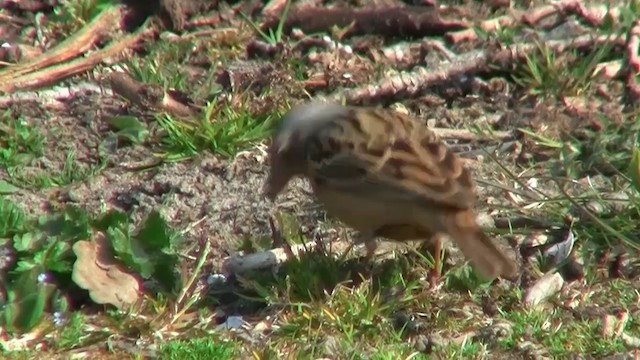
[107,71,198,117]
[0,82,106,110]
[446,15,515,44]
[523,1,621,27]
[262,0,288,18]
[624,20,640,104]
[594,60,623,80]
[431,128,512,141]
[261,5,469,39]
[0,5,128,91]
[332,33,624,105]
[0,27,152,94]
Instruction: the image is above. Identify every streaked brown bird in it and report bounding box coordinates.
[263,102,517,283]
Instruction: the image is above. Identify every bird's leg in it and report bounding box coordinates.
[355,231,377,261]
[419,234,443,288]
[364,237,378,259]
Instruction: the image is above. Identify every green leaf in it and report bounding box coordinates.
[10,153,35,166]
[443,264,493,292]
[152,253,180,293]
[8,267,52,332]
[136,211,172,252]
[116,127,149,144]
[0,181,20,194]
[106,226,130,255]
[14,260,36,272]
[0,198,26,236]
[628,147,640,193]
[13,232,38,252]
[51,289,70,313]
[40,207,90,242]
[92,210,129,232]
[44,240,73,273]
[106,116,147,132]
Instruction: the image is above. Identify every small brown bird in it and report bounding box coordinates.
[263,102,517,282]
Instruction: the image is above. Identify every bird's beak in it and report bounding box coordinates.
[263,149,294,201]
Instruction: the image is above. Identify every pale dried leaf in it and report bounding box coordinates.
[72,231,141,309]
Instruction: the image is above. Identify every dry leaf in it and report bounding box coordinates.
[72,231,141,309]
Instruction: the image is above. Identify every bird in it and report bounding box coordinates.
[262,102,517,283]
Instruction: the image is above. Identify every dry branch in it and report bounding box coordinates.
[431,128,511,141]
[0,5,127,89]
[331,34,625,105]
[262,6,469,39]
[448,2,626,44]
[624,20,640,104]
[523,1,622,27]
[0,27,152,94]
[446,15,515,44]
[107,71,198,117]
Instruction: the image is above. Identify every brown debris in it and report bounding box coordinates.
[0,83,102,110]
[107,71,199,117]
[522,1,621,28]
[0,0,54,12]
[624,20,640,105]
[261,6,469,40]
[262,0,288,18]
[0,43,42,64]
[158,0,212,32]
[447,2,626,44]
[335,33,625,105]
[0,5,152,94]
[446,15,515,44]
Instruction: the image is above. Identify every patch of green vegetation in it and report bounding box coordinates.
[0,197,183,335]
[121,38,284,161]
[7,149,106,190]
[1,350,34,360]
[240,0,292,45]
[0,112,105,189]
[503,307,628,357]
[159,337,238,360]
[0,114,45,169]
[58,312,86,349]
[124,34,240,100]
[511,39,615,100]
[155,96,280,161]
[50,0,117,34]
[231,213,507,358]
[127,41,196,92]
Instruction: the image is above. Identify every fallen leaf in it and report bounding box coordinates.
[72,231,141,309]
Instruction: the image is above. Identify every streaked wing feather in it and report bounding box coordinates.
[308,108,476,209]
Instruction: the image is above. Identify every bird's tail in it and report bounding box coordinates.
[440,209,518,281]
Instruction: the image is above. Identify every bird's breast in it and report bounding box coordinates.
[311,181,432,240]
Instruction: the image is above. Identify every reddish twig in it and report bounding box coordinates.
[524,0,622,27]
[0,5,128,86]
[261,6,469,39]
[446,15,515,44]
[332,34,625,105]
[0,27,153,94]
[624,20,640,105]
[107,71,198,117]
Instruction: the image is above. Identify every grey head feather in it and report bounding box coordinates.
[274,102,348,153]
